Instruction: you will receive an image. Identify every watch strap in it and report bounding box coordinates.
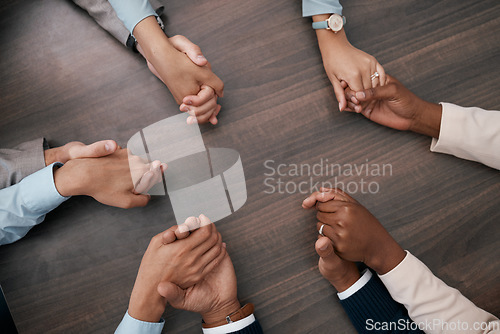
[202,303,255,328]
[312,20,329,29]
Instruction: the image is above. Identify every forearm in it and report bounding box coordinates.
[429,103,500,169]
[0,164,69,245]
[379,252,500,334]
[128,290,166,323]
[410,101,442,139]
[303,0,342,17]
[365,235,406,276]
[201,298,241,325]
[314,15,350,52]
[339,271,424,333]
[0,138,46,189]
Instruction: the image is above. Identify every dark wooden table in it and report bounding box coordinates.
[1,0,499,333]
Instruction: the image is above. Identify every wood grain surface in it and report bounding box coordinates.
[0,0,499,333]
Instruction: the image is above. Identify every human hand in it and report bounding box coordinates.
[53,148,165,208]
[315,236,360,292]
[128,215,227,322]
[345,75,443,138]
[314,15,385,112]
[44,139,118,166]
[133,17,223,124]
[157,219,240,324]
[307,188,405,275]
[138,35,222,125]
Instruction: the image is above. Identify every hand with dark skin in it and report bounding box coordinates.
[315,236,361,292]
[128,216,227,323]
[303,188,406,275]
[303,189,361,291]
[157,215,241,325]
[345,75,443,138]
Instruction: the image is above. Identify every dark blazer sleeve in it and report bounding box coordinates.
[229,319,264,334]
[340,272,423,334]
[0,138,47,189]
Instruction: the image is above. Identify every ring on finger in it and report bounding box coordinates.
[319,224,326,237]
[370,72,380,81]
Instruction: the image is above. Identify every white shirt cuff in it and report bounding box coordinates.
[114,311,165,334]
[108,0,157,34]
[337,269,372,300]
[202,314,256,334]
[21,163,69,213]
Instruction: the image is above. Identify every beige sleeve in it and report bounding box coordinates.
[430,103,500,170]
[379,251,499,334]
[0,138,47,189]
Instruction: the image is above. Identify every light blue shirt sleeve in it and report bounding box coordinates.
[115,311,164,334]
[303,0,343,17]
[0,163,70,246]
[108,0,157,34]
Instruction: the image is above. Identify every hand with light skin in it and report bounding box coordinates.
[314,14,386,112]
[44,139,118,166]
[128,215,227,323]
[344,75,443,138]
[53,148,166,208]
[304,187,406,275]
[156,215,241,325]
[134,17,223,125]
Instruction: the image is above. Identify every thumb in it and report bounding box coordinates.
[69,140,117,159]
[157,282,185,307]
[169,35,208,66]
[355,83,396,103]
[128,194,150,208]
[315,236,335,259]
[332,78,347,112]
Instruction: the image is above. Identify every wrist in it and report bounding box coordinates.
[133,16,176,63]
[410,101,442,138]
[366,240,406,275]
[329,269,361,293]
[316,26,349,54]
[53,162,80,197]
[201,298,241,325]
[44,147,68,166]
[128,287,167,323]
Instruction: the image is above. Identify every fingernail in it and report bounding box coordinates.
[105,142,112,152]
[186,100,193,105]
[197,55,206,61]
[222,242,227,248]
[319,244,328,251]
[338,103,342,111]
[356,92,366,99]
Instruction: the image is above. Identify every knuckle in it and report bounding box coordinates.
[199,226,212,239]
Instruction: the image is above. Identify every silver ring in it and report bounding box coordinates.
[370,72,379,80]
[319,224,325,237]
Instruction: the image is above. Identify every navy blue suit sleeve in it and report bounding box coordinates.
[229,319,264,334]
[339,272,423,333]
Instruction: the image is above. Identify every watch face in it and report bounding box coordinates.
[328,14,343,32]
